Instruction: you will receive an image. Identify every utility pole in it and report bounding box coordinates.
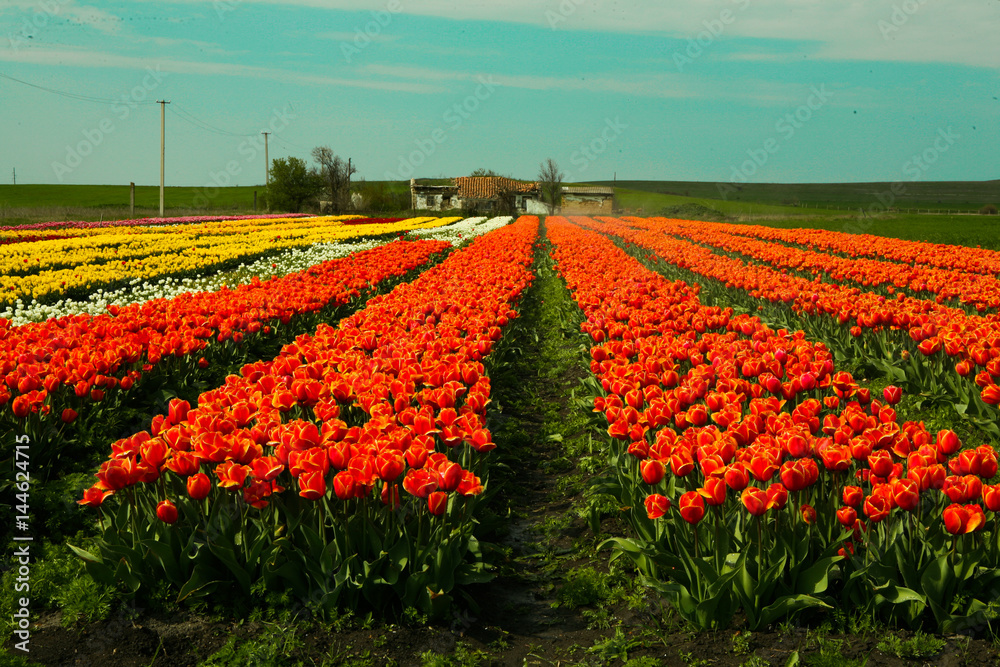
[262,132,270,212]
[157,100,170,217]
[12,167,15,185]
[262,132,270,187]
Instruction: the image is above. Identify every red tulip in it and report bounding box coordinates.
[982,384,1000,406]
[863,493,891,523]
[678,490,706,524]
[843,485,863,508]
[724,463,749,491]
[215,461,250,490]
[741,487,767,517]
[427,491,448,516]
[640,459,666,485]
[765,483,788,511]
[332,470,355,500]
[882,386,902,405]
[836,506,857,527]
[186,473,211,500]
[800,503,817,525]
[299,469,327,500]
[78,486,113,507]
[983,484,1000,512]
[167,398,190,425]
[699,477,727,507]
[937,429,961,456]
[943,504,969,534]
[11,395,29,419]
[890,477,919,512]
[376,452,405,483]
[156,499,178,524]
[251,456,284,482]
[644,493,671,519]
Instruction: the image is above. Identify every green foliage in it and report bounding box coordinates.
[0,655,44,667]
[876,631,946,659]
[731,631,753,655]
[418,642,489,667]
[198,623,304,667]
[677,649,711,666]
[804,637,867,667]
[558,566,612,608]
[587,627,640,663]
[1,540,115,641]
[265,156,324,212]
[623,658,662,667]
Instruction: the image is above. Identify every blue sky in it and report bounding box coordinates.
[1,0,997,186]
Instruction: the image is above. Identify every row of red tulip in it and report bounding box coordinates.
[572,216,1000,417]
[546,216,1000,630]
[77,217,537,609]
[1,239,450,426]
[654,217,1000,313]
[711,220,1000,277]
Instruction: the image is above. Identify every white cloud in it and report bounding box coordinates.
[1,0,123,36]
[0,46,447,93]
[125,0,999,69]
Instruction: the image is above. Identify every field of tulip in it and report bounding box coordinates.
[547,216,1000,632]
[573,216,1000,436]
[5,211,1000,665]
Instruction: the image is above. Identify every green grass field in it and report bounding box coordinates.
[0,184,264,225]
[590,179,1000,212]
[610,186,833,217]
[729,212,1000,250]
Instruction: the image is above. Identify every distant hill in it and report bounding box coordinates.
[588,180,999,211]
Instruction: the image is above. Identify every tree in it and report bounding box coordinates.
[538,158,564,214]
[469,168,500,177]
[312,146,357,214]
[266,156,324,213]
[493,180,519,217]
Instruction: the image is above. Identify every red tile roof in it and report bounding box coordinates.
[455,177,539,199]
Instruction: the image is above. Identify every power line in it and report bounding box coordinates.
[269,133,310,152]
[168,103,257,138]
[0,71,159,105]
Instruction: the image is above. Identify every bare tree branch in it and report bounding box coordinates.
[537,158,564,215]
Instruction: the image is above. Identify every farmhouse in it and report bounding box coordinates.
[410,176,548,214]
[560,186,616,215]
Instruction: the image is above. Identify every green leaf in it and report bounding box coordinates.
[873,584,926,606]
[142,538,182,586]
[795,557,841,596]
[207,541,251,596]
[177,563,224,602]
[67,543,101,564]
[756,594,832,629]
